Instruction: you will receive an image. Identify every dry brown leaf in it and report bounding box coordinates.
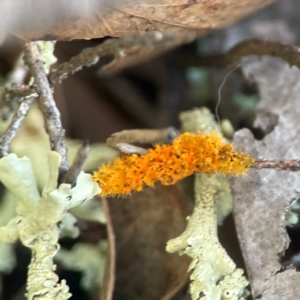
[231,56,300,299]
[101,183,193,300]
[14,0,276,41]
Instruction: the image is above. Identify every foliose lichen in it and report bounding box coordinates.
[0,151,100,299]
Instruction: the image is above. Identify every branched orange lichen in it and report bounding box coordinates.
[93,132,254,197]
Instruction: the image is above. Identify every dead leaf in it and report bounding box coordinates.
[16,0,276,79]
[231,56,300,299]
[14,0,276,41]
[101,183,192,300]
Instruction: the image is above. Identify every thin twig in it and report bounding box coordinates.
[252,159,300,172]
[106,127,179,154]
[49,31,177,84]
[21,42,68,179]
[0,97,34,158]
[61,140,89,186]
[3,85,37,99]
[225,40,300,68]
[0,54,37,120]
[179,39,300,70]
[107,127,179,146]
[0,85,38,121]
[113,143,149,155]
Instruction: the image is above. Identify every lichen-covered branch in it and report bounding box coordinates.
[0,97,34,157]
[22,42,68,178]
[94,130,253,197]
[49,31,181,84]
[3,31,193,105]
[166,108,249,299]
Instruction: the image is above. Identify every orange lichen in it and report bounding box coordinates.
[93,132,254,197]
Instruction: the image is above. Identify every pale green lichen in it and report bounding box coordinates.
[0,106,114,292]
[0,190,17,273]
[166,107,249,299]
[55,241,108,292]
[179,107,233,224]
[0,151,100,299]
[180,107,234,142]
[67,140,116,224]
[67,139,117,173]
[220,119,235,140]
[0,42,112,297]
[179,107,222,136]
[36,41,57,74]
[286,197,300,227]
[59,212,80,239]
[167,174,248,300]
[70,196,106,224]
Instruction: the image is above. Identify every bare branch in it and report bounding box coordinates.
[0,55,37,120]
[106,127,179,154]
[21,42,68,178]
[3,85,37,99]
[225,40,300,68]
[252,159,300,172]
[0,85,38,119]
[107,127,179,147]
[180,39,300,70]
[61,140,89,186]
[0,97,34,158]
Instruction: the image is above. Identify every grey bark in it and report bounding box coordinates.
[231,56,300,299]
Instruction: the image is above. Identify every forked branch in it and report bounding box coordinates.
[22,42,69,178]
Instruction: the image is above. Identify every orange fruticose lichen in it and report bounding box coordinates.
[93,132,255,197]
